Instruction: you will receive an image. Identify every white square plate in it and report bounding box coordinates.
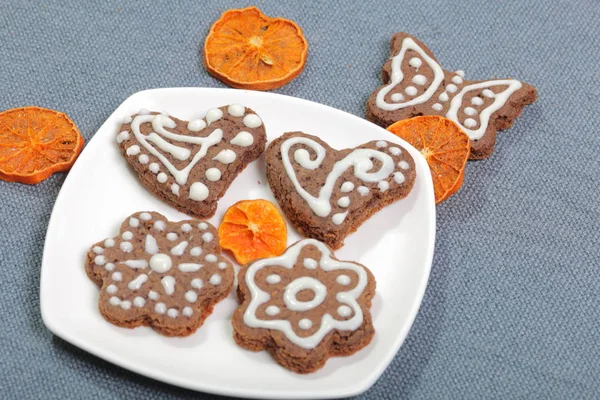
[40,88,435,399]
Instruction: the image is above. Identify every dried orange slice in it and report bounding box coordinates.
[0,107,84,184]
[204,6,308,91]
[387,116,470,204]
[219,199,287,265]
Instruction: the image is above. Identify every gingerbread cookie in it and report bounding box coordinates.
[85,211,234,337]
[266,132,416,249]
[366,33,537,159]
[117,105,267,218]
[232,239,376,374]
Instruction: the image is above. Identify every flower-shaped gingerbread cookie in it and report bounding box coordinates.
[86,211,234,336]
[232,239,376,373]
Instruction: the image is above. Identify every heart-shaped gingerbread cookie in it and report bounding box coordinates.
[117,105,267,218]
[266,132,416,249]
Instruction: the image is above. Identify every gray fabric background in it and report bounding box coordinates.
[1,0,599,398]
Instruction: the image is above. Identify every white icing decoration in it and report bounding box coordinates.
[189,182,209,201]
[181,223,192,232]
[155,303,166,314]
[138,108,150,115]
[161,111,169,117]
[112,272,122,281]
[120,242,133,252]
[218,262,228,270]
[394,172,406,184]
[126,145,140,156]
[109,296,120,306]
[202,232,214,242]
[446,84,458,93]
[464,118,477,128]
[148,290,159,300]
[439,92,449,102]
[129,218,139,228]
[190,247,202,256]
[205,254,217,263]
[464,107,477,116]
[304,258,318,269]
[357,186,369,196]
[139,212,152,221]
[213,149,236,164]
[146,133,191,161]
[122,231,133,240]
[153,220,166,231]
[230,131,254,147]
[128,274,148,290]
[171,183,180,196]
[471,97,484,106]
[205,168,221,181]
[161,276,175,295]
[243,114,262,128]
[337,275,351,285]
[131,114,224,185]
[337,305,352,317]
[106,284,117,294]
[341,181,354,192]
[447,80,522,140]
[408,57,422,68]
[265,305,280,316]
[104,263,115,271]
[284,277,326,311]
[184,290,198,303]
[170,241,188,256]
[390,93,404,102]
[298,318,312,330]
[405,86,418,96]
[432,103,443,111]
[452,75,463,85]
[138,154,149,164]
[133,297,146,307]
[122,260,148,269]
[228,104,245,117]
[183,306,193,316]
[281,137,395,217]
[122,116,133,123]
[191,278,203,289]
[149,253,172,273]
[389,146,402,155]
[266,274,281,284]
[378,181,390,192]
[243,239,368,349]
[187,119,206,132]
[205,108,223,125]
[399,161,410,170]
[104,239,115,247]
[94,255,106,266]
[210,274,222,285]
[149,163,160,173]
[157,172,168,183]
[376,141,387,148]
[120,300,132,310]
[166,232,178,241]
[198,222,208,230]
[412,75,427,85]
[179,263,202,272]
[456,70,465,78]
[332,212,348,225]
[337,196,350,208]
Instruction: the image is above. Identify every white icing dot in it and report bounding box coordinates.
[399,161,410,170]
[394,172,406,184]
[109,296,120,306]
[265,305,280,316]
[122,116,132,124]
[337,305,352,318]
[202,232,214,242]
[205,254,217,263]
[133,297,146,307]
[227,104,245,117]
[106,284,117,294]
[210,274,222,285]
[471,97,484,106]
[337,196,350,208]
[390,93,404,102]
[160,111,169,117]
[129,218,139,228]
[161,276,176,295]
[167,232,178,241]
[139,212,152,221]
[178,263,202,272]
[405,86,418,96]
[303,258,318,269]
[230,131,254,147]
[439,92,449,102]
[332,212,348,225]
[128,274,148,290]
[191,278,203,289]
[138,154,149,164]
[148,290,159,300]
[212,149,236,164]
[182,306,193,317]
[190,247,202,256]
[432,103,443,111]
[181,223,192,232]
[104,239,115,248]
[389,147,402,156]
[464,118,477,128]
[452,75,463,85]
[412,75,427,85]
[122,231,133,240]
[112,272,122,282]
[120,301,132,310]
[340,181,354,192]
[198,222,208,230]
[104,263,115,271]
[184,290,198,303]
[94,255,106,266]
[409,57,422,68]
[298,318,312,330]
[187,119,206,132]
[337,275,351,285]
[376,140,387,148]
[205,168,221,181]
[218,262,228,269]
[138,108,150,115]
[456,70,465,78]
[357,186,369,196]
[464,107,477,116]
[120,242,133,252]
[149,253,172,273]
[266,274,281,284]
[155,303,166,314]
[149,163,160,173]
[482,89,495,98]
[154,220,166,231]
[243,114,262,128]
[189,182,209,201]
[446,84,458,93]
[378,181,390,192]
[157,172,168,183]
[171,183,180,196]
[205,108,223,125]
[126,145,140,156]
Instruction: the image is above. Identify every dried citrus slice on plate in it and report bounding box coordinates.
[219,199,287,265]
[204,6,308,91]
[387,116,470,204]
[0,107,84,184]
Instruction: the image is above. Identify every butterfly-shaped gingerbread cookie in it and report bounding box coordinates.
[366,33,537,159]
[85,211,234,336]
[266,132,416,249]
[117,105,267,218]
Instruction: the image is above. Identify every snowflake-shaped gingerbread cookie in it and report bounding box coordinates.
[86,211,234,336]
[232,239,376,373]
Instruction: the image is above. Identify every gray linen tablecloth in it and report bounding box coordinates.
[1,0,599,398]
